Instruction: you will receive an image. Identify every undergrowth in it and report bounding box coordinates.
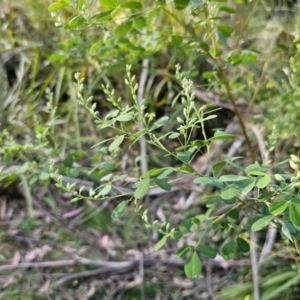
[1,0,300,299]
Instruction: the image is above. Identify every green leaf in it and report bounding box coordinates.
[261,272,300,300]
[102,162,116,171]
[141,168,163,179]
[197,245,217,258]
[157,167,175,179]
[219,174,249,182]
[290,160,299,171]
[289,203,300,227]
[111,200,129,218]
[269,200,288,216]
[116,113,133,122]
[174,0,190,10]
[39,171,50,181]
[101,174,113,182]
[282,223,292,241]
[77,0,85,10]
[209,130,235,141]
[236,237,250,253]
[90,41,102,54]
[153,178,172,191]
[169,231,183,239]
[212,161,226,173]
[199,42,210,52]
[48,0,69,11]
[291,198,300,206]
[251,215,274,231]
[178,165,195,173]
[219,6,235,13]
[149,116,169,131]
[133,17,146,30]
[154,235,168,250]
[100,0,117,8]
[179,218,192,233]
[217,25,234,37]
[193,176,224,188]
[245,164,267,176]
[49,53,67,63]
[221,240,236,260]
[223,198,236,205]
[256,174,271,189]
[90,10,114,22]
[99,184,112,197]
[64,153,74,167]
[108,135,125,152]
[220,184,239,200]
[120,1,142,9]
[143,168,167,178]
[17,162,30,174]
[177,151,192,163]
[168,132,180,139]
[177,245,192,258]
[114,22,132,37]
[258,191,275,202]
[171,35,183,46]
[64,14,87,29]
[241,180,255,195]
[184,252,201,278]
[134,178,150,199]
[227,209,239,223]
[146,8,160,21]
[64,167,80,178]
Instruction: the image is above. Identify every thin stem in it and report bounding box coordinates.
[20,174,33,218]
[217,61,256,163]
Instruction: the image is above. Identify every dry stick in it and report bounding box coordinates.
[250,124,278,264]
[137,58,149,175]
[0,255,249,273]
[250,231,260,300]
[53,260,152,286]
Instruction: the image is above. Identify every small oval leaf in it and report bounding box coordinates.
[289,203,300,227]
[184,252,202,278]
[197,245,217,259]
[48,1,69,11]
[99,184,112,197]
[251,215,274,231]
[149,116,169,131]
[153,178,171,191]
[111,200,130,219]
[221,240,236,260]
[236,237,250,253]
[220,184,239,200]
[120,1,142,9]
[219,174,249,182]
[269,200,288,216]
[134,178,150,199]
[154,235,168,251]
[256,174,271,189]
[109,135,125,152]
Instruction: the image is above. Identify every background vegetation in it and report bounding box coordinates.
[1,0,300,299]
